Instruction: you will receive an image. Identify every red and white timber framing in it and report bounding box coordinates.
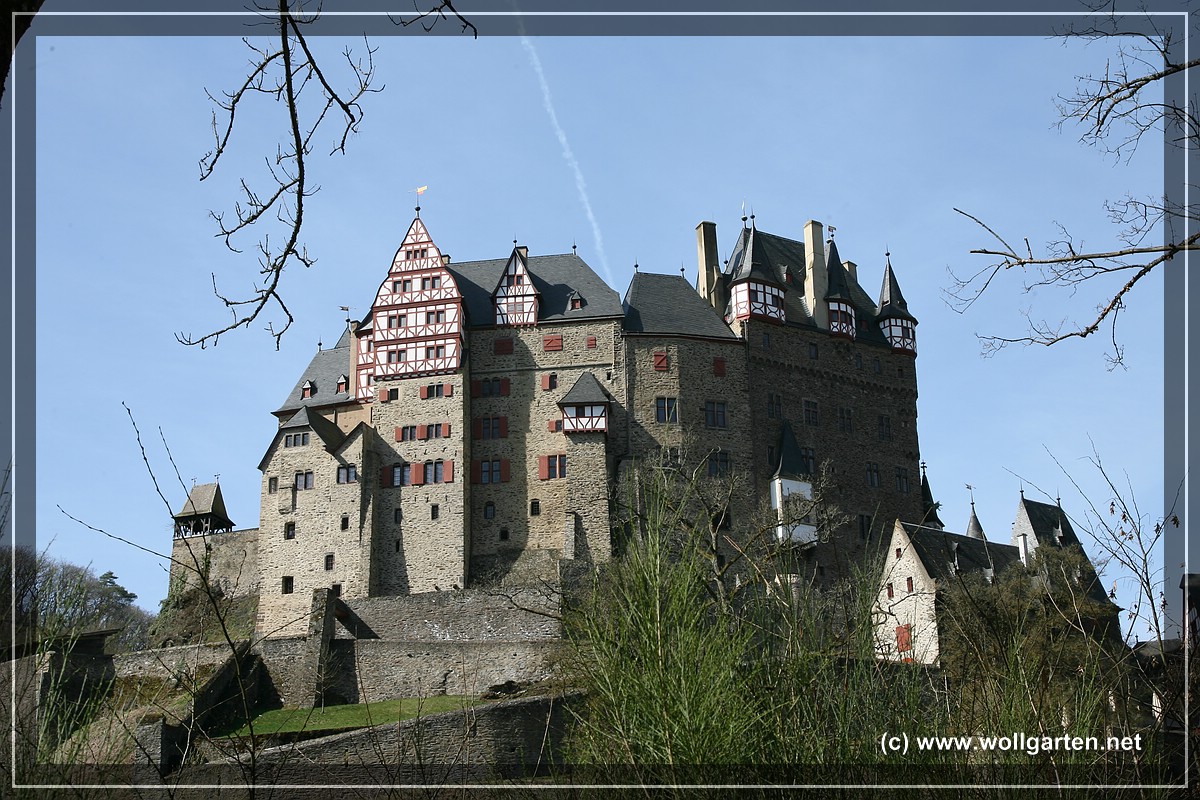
[355,218,464,401]
[729,281,786,322]
[492,248,539,326]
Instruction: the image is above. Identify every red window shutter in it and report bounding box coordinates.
[653,351,668,371]
[548,419,557,432]
[471,380,482,397]
[411,465,425,486]
[499,459,511,483]
[471,460,482,484]
[417,424,427,440]
[543,335,563,351]
[541,374,551,391]
[499,417,508,438]
[380,389,390,403]
[586,335,597,349]
[473,419,483,440]
[713,357,726,377]
[494,338,514,355]
[442,423,451,437]
[444,460,454,483]
[394,427,404,442]
[538,456,549,480]
[381,467,391,487]
[443,383,453,397]
[896,625,912,653]
[419,385,429,400]
[500,378,510,396]
[906,577,914,593]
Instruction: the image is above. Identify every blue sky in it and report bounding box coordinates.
[18,13,1170,636]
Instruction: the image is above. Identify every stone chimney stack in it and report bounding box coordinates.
[844,260,857,284]
[516,245,528,260]
[695,221,720,309]
[803,220,828,328]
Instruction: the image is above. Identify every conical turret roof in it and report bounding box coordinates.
[877,255,917,323]
[965,503,986,540]
[823,238,855,302]
[920,466,945,529]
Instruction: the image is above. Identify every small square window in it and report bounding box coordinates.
[284,522,296,540]
[341,515,350,531]
[281,576,294,594]
[530,499,541,516]
[499,529,510,541]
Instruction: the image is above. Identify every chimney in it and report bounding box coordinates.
[516,246,528,260]
[803,220,828,328]
[695,221,720,309]
[844,260,857,285]
[441,254,451,266]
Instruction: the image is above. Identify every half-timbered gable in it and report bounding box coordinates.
[492,247,540,326]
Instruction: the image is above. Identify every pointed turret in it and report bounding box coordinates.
[965,502,986,541]
[919,464,944,529]
[876,254,917,353]
[726,223,786,324]
[173,482,234,537]
[825,238,857,338]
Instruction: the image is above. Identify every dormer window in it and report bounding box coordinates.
[561,404,607,433]
[336,375,348,394]
[828,301,856,339]
[301,380,314,399]
[570,297,583,310]
[882,317,917,354]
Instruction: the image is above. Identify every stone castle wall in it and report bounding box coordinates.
[169,528,259,598]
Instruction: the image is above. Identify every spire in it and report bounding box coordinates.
[920,462,944,529]
[877,253,917,322]
[965,501,986,540]
[823,238,854,301]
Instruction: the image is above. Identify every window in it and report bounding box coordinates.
[873,358,882,374]
[434,460,445,483]
[284,522,296,540]
[394,508,403,523]
[708,451,731,478]
[336,376,348,394]
[809,342,819,360]
[704,401,727,429]
[762,333,770,349]
[424,462,435,484]
[886,582,894,599]
[392,280,402,293]
[402,279,412,292]
[767,445,776,467]
[547,454,567,479]
[301,382,314,399]
[484,501,495,520]
[425,345,446,359]
[544,335,564,352]
[387,349,405,364]
[284,432,310,447]
[341,515,350,531]
[325,554,335,571]
[896,547,903,560]
[386,388,400,402]
[767,393,782,419]
[866,462,881,488]
[878,415,892,441]
[282,576,294,594]
[499,529,509,541]
[421,277,431,290]
[387,314,404,329]
[431,504,440,520]
[713,357,726,377]
[399,425,417,441]
[858,514,871,541]
[426,310,446,324]
[655,397,678,424]
[570,297,583,310]
[430,274,438,286]
[542,373,558,391]
[477,377,509,397]
[331,583,342,597]
[895,467,911,494]
[800,448,816,476]
[653,351,668,371]
[906,576,914,593]
[838,407,853,434]
[424,383,447,398]
[803,400,819,426]
[295,471,314,490]
[267,476,278,494]
[337,464,358,484]
[481,460,500,484]
[530,499,541,516]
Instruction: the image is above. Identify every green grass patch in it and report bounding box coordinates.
[226,695,481,738]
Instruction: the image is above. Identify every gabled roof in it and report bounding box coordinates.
[773,420,810,482]
[258,407,347,471]
[902,523,1022,582]
[448,253,622,326]
[174,483,234,529]
[274,330,354,416]
[726,225,796,289]
[1019,497,1083,549]
[877,255,917,323]
[489,248,541,298]
[623,272,738,340]
[823,239,855,302]
[558,372,612,406]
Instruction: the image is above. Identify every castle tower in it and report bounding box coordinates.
[876,254,917,354]
[824,238,858,340]
[726,221,788,326]
[173,482,234,537]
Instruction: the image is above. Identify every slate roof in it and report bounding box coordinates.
[774,420,810,482]
[622,272,738,340]
[920,469,945,529]
[1020,497,1083,549]
[258,407,348,471]
[275,332,354,416]
[903,523,1022,582]
[448,252,623,327]
[823,239,856,302]
[720,225,894,346]
[965,506,986,540]
[558,372,612,406]
[877,256,917,323]
[174,483,234,528]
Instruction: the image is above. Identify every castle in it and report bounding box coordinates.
[171,211,935,639]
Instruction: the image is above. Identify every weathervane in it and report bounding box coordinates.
[412,185,427,215]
